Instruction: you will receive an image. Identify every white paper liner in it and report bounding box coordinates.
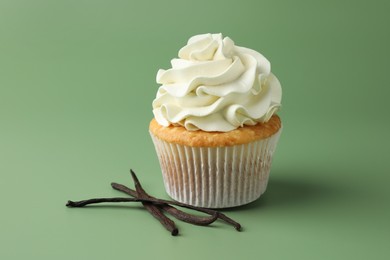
[150,128,282,208]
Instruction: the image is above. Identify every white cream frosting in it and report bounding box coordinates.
[152,33,282,132]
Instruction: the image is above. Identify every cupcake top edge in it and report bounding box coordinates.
[152,33,282,133]
[149,115,281,147]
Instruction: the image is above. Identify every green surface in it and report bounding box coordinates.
[1,0,389,259]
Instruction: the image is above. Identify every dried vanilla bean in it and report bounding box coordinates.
[66,169,242,235]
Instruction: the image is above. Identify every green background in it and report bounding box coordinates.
[1,0,389,259]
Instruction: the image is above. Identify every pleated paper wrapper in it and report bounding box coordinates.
[150,128,281,208]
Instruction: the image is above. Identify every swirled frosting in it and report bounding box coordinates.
[152,33,282,132]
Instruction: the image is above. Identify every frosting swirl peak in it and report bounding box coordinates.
[152,33,282,132]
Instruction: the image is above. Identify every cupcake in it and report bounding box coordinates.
[150,33,282,208]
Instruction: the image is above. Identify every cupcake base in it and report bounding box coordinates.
[150,127,281,208]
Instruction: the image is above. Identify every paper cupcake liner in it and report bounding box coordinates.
[150,128,281,208]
